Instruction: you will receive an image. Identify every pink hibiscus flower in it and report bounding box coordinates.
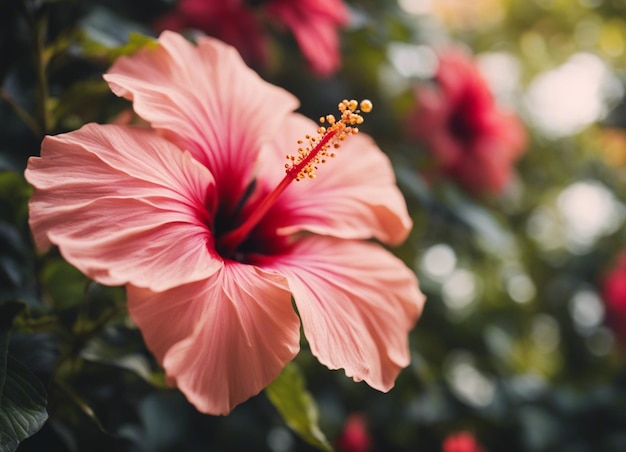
[25,32,425,415]
[601,252,626,341]
[155,0,349,76]
[406,48,526,195]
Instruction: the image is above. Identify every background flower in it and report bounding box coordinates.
[442,431,486,452]
[336,413,372,452]
[406,47,526,195]
[155,0,348,76]
[602,252,626,341]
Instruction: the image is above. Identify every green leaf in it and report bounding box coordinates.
[108,32,158,59]
[0,301,47,451]
[265,363,332,452]
[0,357,48,451]
[79,30,157,63]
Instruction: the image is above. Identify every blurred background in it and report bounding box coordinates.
[3,0,626,450]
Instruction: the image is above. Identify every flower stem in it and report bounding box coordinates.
[0,90,43,137]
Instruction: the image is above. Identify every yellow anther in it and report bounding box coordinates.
[285,99,373,181]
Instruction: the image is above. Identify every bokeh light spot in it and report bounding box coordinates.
[524,53,620,138]
[444,351,495,407]
[569,289,605,329]
[420,243,457,281]
[507,273,537,304]
[442,269,477,310]
[531,315,561,353]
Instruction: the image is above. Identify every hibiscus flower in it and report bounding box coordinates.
[155,0,348,76]
[336,413,372,452]
[601,252,626,341]
[406,48,526,195]
[442,431,486,452]
[25,32,425,415]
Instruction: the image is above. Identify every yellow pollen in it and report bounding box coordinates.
[284,99,372,181]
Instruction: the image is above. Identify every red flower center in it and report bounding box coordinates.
[216,99,372,258]
[447,89,486,146]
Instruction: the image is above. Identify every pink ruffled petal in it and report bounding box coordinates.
[128,262,300,415]
[256,114,412,245]
[104,31,299,210]
[256,236,425,392]
[126,281,209,364]
[25,123,220,291]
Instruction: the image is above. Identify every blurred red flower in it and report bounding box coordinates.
[406,48,526,195]
[337,414,372,452]
[155,0,348,76]
[602,252,626,340]
[155,0,268,67]
[442,431,486,452]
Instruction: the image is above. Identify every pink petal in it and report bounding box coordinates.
[128,262,301,415]
[104,31,299,210]
[293,19,341,76]
[256,236,425,392]
[268,0,349,76]
[256,114,412,246]
[25,123,220,291]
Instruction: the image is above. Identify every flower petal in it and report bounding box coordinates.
[267,0,348,76]
[163,0,270,67]
[25,123,220,291]
[256,236,425,392]
[128,262,301,415]
[256,114,412,246]
[104,31,300,210]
